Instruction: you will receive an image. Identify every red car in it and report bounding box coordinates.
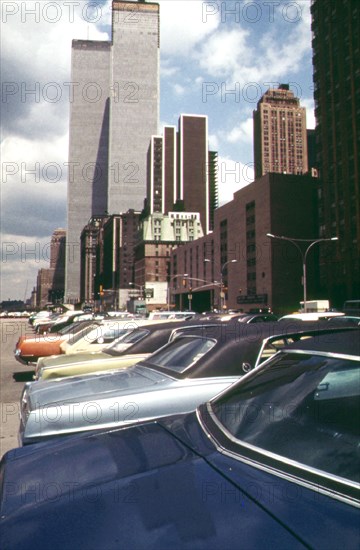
[14,321,99,365]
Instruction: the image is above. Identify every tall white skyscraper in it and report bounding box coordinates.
[65,1,159,302]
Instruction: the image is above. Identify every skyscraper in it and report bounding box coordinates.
[311,0,359,304]
[65,0,160,302]
[146,115,218,234]
[253,84,308,179]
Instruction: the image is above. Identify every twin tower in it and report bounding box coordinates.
[66,1,160,301]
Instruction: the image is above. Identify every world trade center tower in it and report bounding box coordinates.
[65,1,160,302]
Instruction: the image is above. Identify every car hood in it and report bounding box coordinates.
[4,414,356,549]
[1,416,309,550]
[21,371,239,443]
[27,365,170,408]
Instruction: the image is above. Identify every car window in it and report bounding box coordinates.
[93,327,131,344]
[259,335,313,362]
[212,353,360,484]
[67,323,101,345]
[147,336,217,373]
[105,329,150,349]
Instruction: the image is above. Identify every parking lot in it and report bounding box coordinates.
[0,319,34,458]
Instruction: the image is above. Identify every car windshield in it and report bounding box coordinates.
[211,352,360,484]
[67,323,101,344]
[58,321,94,336]
[145,336,217,374]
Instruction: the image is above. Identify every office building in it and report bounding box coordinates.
[311,0,360,304]
[253,85,308,179]
[146,115,218,233]
[132,211,204,310]
[171,173,319,313]
[65,0,160,303]
[35,228,66,307]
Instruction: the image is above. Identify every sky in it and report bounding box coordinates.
[0,0,315,302]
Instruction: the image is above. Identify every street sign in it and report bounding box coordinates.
[144,288,154,299]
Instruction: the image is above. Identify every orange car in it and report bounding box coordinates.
[14,321,100,365]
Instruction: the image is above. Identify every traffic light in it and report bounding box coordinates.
[99,285,104,296]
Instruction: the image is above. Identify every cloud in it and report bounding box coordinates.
[217,155,253,206]
[159,0,220,56]
[1,1,109,140]
[225,117,253,145]
[195,1,312,85]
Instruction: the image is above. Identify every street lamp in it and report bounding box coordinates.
[167,274,188,311]
[266,233,338,312]
[220,260,237,311]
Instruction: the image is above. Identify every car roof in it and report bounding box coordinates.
[282,328,360,356]
[139,322,357,378]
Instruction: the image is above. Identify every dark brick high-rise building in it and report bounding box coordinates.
[311,0,360,305]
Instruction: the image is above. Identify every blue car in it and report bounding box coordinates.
[1,330,359,549]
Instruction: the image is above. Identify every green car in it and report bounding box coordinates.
[34,321,202,381]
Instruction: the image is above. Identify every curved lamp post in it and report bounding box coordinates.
[220,259,237,311]
[266,234,338,312]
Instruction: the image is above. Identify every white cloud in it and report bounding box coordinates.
[173,83,187,96]
[217,156,253,206]
[226,117,253,145]
[302,98,316,129]
[159,0,220,57]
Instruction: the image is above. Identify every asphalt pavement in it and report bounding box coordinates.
[0,319,35,458]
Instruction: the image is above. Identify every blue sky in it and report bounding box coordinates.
[0,0,314,301]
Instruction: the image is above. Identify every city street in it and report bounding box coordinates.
[0,319,34,458]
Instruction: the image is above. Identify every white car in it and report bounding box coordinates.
[59,318,181,355]
[278,312,345,321]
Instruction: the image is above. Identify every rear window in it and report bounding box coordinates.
[146,336,216,374]
[108,329,150,350]
[212,353,360,484]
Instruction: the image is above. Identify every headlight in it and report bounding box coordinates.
[14,348,21,356]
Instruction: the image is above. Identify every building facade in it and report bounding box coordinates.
[253,84,309,179]
[133,211,204,310]
[146,115,218,234]
[65,0,160,303]
[311,0,360,305]
[34,229,66,308]
[171,173,319,314]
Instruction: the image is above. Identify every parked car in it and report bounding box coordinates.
[327,315,360,326]
[14,321,101,365]
[28,310,53,327]
[195,312,278,322]
[2,329,359,549]
[278,312,345,321]
[35,311,93,334]
[58,318,183,356]
[18,323,355,446]
[34,320,221,381]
